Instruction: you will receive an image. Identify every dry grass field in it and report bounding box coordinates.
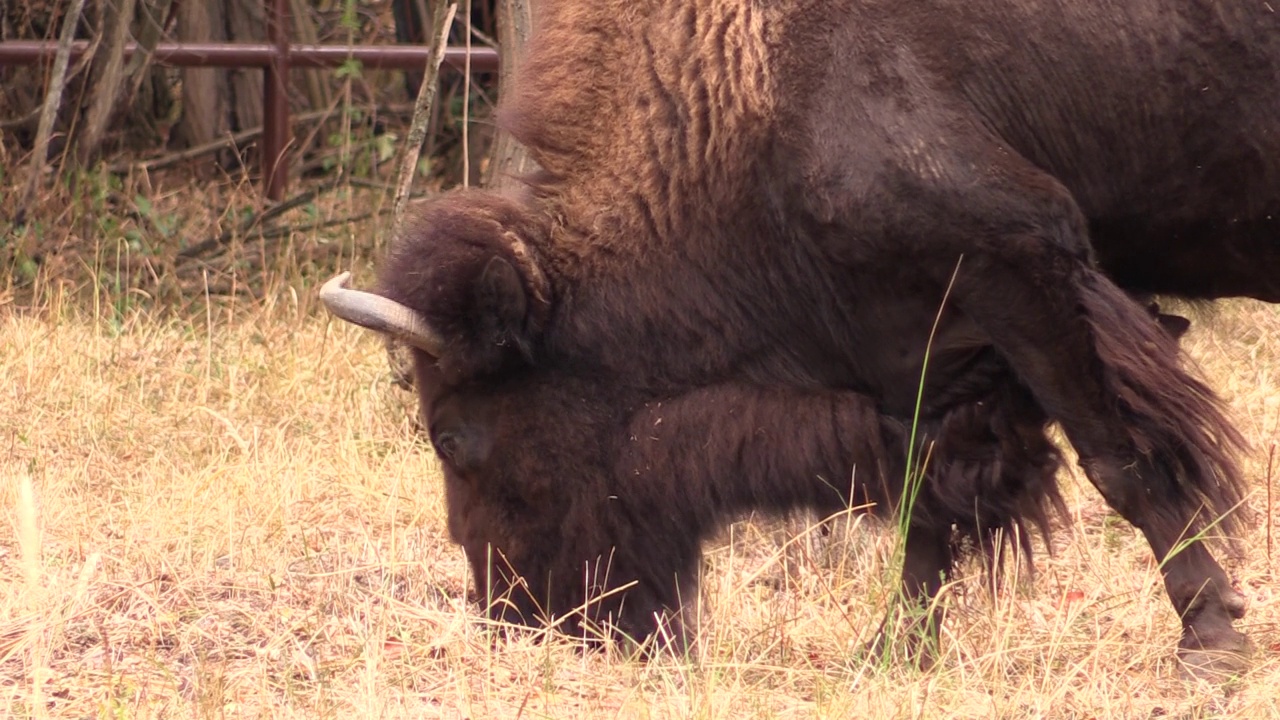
[2,228,1279,718]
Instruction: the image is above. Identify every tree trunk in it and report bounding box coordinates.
[483,0,537,188]
[75,0,140,165]
[172,0,276,171]
[172,0,230,161]
[288,0,331,115]
[122,0,177,148]
[225,0,266,135]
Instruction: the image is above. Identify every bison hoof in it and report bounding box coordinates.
[1177,627,1252,683]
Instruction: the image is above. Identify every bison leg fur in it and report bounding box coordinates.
[932,186,1250,676]
[865,523,954,669]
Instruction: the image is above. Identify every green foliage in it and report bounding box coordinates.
[340,0,361,32]
[4,224,41,283]
[133,194,180,245]
[373,133,397,163]
[334,58,363,80]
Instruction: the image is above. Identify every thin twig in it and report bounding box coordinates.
[175,173,422,265]
[394,1,459,225]
[0,108,41,131]
[1267,441,1275,571]
[468,25,497,48]
[346,177,430,196]
[176,179,344,261]
[176,209,391,290]
[15,0,89,226]
[215,210,386,247]
[107,106,379,175]
[462,0,472,187]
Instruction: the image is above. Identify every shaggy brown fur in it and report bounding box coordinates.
[356,0,1280,672]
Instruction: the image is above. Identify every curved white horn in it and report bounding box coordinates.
[320,271,446,357]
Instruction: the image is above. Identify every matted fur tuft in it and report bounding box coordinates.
[619,377,1068,584]
[1078,273,1251,549]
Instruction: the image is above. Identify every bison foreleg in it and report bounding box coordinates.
[865,523,953,669]
[616,383,908,650]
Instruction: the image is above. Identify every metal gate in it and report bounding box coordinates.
[0,0,499,200]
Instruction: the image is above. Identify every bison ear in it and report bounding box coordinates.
[476,255,533,354]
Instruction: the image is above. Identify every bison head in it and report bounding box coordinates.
[323,189,682,644]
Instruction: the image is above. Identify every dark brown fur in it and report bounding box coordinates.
[363,0,1277,670]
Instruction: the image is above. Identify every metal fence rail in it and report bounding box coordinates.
[0,0,500,200]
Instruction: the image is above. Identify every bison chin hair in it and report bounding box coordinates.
[377,189,553,383]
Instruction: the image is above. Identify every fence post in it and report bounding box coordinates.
[264,0,291,201]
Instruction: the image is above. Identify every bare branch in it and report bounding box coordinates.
[15,0,90,225]
[393,1,458,226]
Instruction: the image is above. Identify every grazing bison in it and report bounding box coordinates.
[323,0,1277,674]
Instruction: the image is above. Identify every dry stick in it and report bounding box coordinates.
[179,210,391,297]
[345,177,433,196]
[176,176,416,263]
[110,128,261,174]
[468,24,497,48]
[394,1,459,226]
[15,0,89,225]
[462,0,472,187]
[107,106,375,175]
[1267,442,1275,572]
[183,210,386,265]
[0,108,41,131]
[176,179,345,260]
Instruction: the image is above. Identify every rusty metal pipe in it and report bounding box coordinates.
[0,40,500,71]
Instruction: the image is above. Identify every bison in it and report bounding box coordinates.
[322,0,1277,675]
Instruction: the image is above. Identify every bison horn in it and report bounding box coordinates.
[319,271,446,357]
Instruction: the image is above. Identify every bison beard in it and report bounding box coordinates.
[320,0,1277,679]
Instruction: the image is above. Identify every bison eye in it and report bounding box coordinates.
[435,431,462,462]
[430,424,493,472]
